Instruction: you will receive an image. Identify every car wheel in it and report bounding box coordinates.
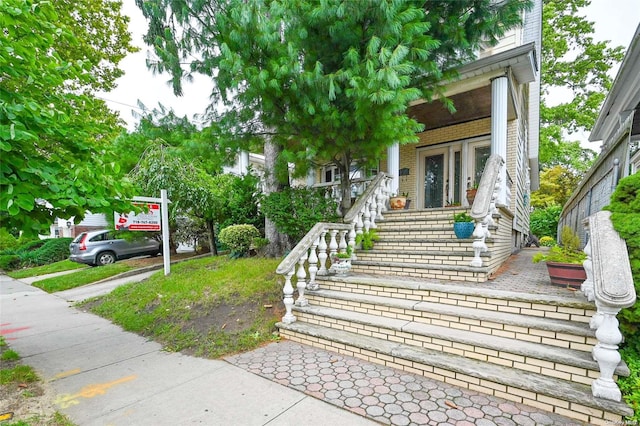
[96,251,116,266]
[155,245,163,256]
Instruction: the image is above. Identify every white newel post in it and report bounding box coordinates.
[584,211,636,401]
[490,76,508,206]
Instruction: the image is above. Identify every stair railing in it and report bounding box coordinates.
[275,173,391,324]
[469,155,504,267]
[581,210,636,402]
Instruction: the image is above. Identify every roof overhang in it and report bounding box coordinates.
[589,24,640,144]
[457,42,538,85]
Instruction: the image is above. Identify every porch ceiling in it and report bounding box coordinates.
[408,86,492,131]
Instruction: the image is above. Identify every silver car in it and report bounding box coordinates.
[69,230,161,266]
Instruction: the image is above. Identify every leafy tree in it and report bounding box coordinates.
[136,0,530,255]
[540,0,624,172]
[529,204,562,239]
[531,166,582,209]
[0,0,137,235]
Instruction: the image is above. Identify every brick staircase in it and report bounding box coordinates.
[277,208,634,423]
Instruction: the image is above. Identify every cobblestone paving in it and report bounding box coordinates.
[226,341,582,426]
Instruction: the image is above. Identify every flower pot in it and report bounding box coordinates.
[545,262,587,288]
[453,222,474,239]
[466,188,477,205]
[331,259,351,275]
[389,196,407,210]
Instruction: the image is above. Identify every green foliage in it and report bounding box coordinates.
[539,236,556,247]
[0,365,39,385]
[0,255,20,271]
[453,212,473,223]
[1,349,19,361]
[540,0,624,173]
[532,167,582,209]
[261,187,340,243]
[219,171,264,231]
[356,229,380,250]
[605,173,640,337]
[0,228,18,251]
[138,0,530,210]
[620,342,640,421]
[529,205,562,238]
[0,0,137,235]
[0,238,72,270]
[218,225,261,257]
[532,226,586,264]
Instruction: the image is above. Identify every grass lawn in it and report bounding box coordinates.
[32,263,133,293]
[7,260,85,279]
[84,256,283,358]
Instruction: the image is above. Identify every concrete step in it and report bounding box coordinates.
[381,208,472,222]
[314,274,595,321]
[350,259,491,282]
[371,237,495,252]
[292,301,628,383]
[354,249,489,267]
[277,321,634,424]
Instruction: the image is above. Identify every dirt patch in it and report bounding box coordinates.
[121,251,204,268]
[187,296,280,335]
[0,354,61,424]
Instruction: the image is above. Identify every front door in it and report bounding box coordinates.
[424,153,445,208]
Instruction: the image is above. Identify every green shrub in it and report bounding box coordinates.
[261,187,340,243]
[24,238,73,266]
[530,204,562,238]
[619,342,640,422]
[218,225,260,257]
[356,229,379,250]
[539,236,555,247]
[0,255,20,271]
[0,228,18,251]
[219,171,264,231]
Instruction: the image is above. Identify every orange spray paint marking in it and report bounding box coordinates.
[52,369,82,380]
[54,375,137,408]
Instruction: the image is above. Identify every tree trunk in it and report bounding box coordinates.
[263,139,291,257]
[206,219,217,256]
[338,154,352,214]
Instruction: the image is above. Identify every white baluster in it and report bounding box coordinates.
[582,239,595,302]
[363,201,371,232]
[282,269,296,324]
[376,186,385,220]
[356,208,364,236]
[369,194,378,228]
[592,305,625,401]
[338,230,348,254]
[318,230,329,275]
[296,252,308,306]
[348,222,357,260]
[328,229,339,260]
[307,238,319,290]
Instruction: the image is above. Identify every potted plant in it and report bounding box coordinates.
[356,229,379,250]
[532,226,587,288]
[452,212,474,239]
[466,183,478,205]
[389,192,407,210]
[331,246,353,275]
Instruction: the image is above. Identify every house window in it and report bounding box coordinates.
[322,166,340,183]
[473,145,491,187]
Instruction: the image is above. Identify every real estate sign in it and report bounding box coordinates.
[114,203,161,231]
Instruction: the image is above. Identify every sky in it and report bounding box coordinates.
[99,1,640,132]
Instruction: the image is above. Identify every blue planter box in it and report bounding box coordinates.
[453,222,474,239]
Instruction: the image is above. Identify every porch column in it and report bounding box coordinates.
[387,143,400,195]
[239,151,250,175]
[491,75,508,205]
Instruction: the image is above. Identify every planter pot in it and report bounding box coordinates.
[453,222,474,239]
[466,188,477,205]
[545,262,587,288]
[331,259,352,275]
[389,196,407,210]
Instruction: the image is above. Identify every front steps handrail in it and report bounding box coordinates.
[582,210,636,401]
[469,154,504,267]
[276,172,391,324]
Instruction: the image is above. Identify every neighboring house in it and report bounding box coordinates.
[311,4,542,251]
[559,23,640,242]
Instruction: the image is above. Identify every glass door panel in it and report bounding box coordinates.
[424,154,444,208]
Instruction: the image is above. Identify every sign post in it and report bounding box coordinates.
[127,190,171,276]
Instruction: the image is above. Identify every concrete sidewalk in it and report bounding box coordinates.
[0,275,376,426]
